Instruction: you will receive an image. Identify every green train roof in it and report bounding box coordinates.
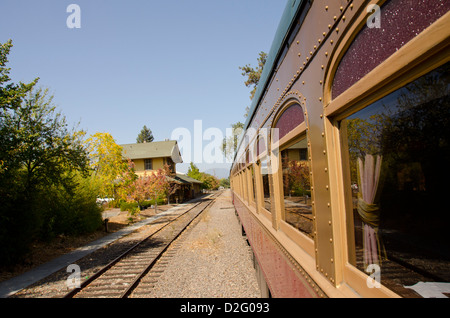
[243,0,305,131]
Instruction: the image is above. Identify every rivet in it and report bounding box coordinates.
[302,81,305,85]
[336,28,339,33]
[328,24,332,29]
[326,185,329,190]
[330,238,333,243]
[320,114,323,118]
[329,220,332,225]
[325,168,328,172]
[330,39,334,44]
[313,46,317,50]
[298,53,301,57]
[306,57,309,61]
[319,97,322,101]
[328,203,331,207]
[320,80,323,85]
[321,65,324,69]
[325,6,328,11]
[297,40,300,44]
[343,16,346,21]
[323,150,326,154]
[331,258,334,263]
[323,32,326,36]
[322,132,325,137]
[333,16,337,21]
[340,6,344,11]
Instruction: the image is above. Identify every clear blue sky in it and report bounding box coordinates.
[0,0,286,178]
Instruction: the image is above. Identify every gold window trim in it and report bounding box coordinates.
[323,4,450,298]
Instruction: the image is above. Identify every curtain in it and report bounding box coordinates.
[357,154,385,267]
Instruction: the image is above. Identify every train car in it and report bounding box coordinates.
[230,0,450,298]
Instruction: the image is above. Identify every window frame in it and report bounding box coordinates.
[144,158,153,171]
[271,99,315,256]
[323,4,450,297]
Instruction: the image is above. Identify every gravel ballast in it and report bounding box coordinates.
[145,190,261,298]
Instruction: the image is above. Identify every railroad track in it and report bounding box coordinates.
[64,192,220,298]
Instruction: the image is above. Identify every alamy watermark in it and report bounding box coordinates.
[66,264,81,289]
[367,4,381,29]
[366,264,381,289]
[170,120,280,171]
[66,4,81,29]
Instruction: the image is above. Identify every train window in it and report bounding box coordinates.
[242,171,248,203]
[274,103,305,140]
[332,0,450,99]
[340,62,450,297]
[249,165,256,204]
[280,137,313,238]
[260,157,272,213]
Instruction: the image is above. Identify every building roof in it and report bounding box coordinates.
[166,173,203,185]
[121,140,183,163]
[175,173,203,184]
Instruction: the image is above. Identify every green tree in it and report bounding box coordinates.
[0,40,38,112]
[0,85,96,265]
[187,162,203,181]
[136,125,154,143]
[221,122,244,161]
[0,40,38,175]
[239,51,267,117]
[219,178,230,188]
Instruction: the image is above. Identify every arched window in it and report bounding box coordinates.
[273,101,313,240]
[332,0,449,99]
[274,103,305,140]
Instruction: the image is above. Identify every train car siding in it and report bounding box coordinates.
[230,0,450,298]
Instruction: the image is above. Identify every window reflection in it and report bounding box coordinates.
[281,138,313,237]
[250,165,256,203]
[260,158,272,213]
[341,62,450,297]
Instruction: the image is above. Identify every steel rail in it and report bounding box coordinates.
[63,193,219,298]
[121,194,218,298]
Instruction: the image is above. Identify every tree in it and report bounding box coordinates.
[0,86,95,265]
[136,125,154,143]
[239,51,267,117]
[0,40,103,266]
[219,178,230,188]
[85,132,127,199]
[118,161,175,215]
[187,162,219,190]
[202,174,219,190]
[163,164,179,204]
[0,40,38,112]
[1,40,39,175]
[221,122,244,161]
[187,162,203,181]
